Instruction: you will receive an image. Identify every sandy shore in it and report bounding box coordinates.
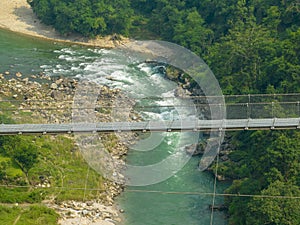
[0,0,128,48]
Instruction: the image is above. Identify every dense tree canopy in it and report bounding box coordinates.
[0,136,38,178]
[219,130,300,224]
[29,0,300,94]
[28,0,133,36]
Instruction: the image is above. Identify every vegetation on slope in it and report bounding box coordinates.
[0,111,104,203]
[213,130,300,224]
[0,78,123,224]
[0,205,59,225]
[27,0,133,37]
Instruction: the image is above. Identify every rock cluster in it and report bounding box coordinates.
[45,200,123,225]
[204,135,235,181]
[36,175,52,188]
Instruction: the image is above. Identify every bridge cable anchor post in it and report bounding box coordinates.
[244,118,251,130]
[218,119,225,131]
[297,101,300,118]
[246,103,250,119]
[167,120,173,132]
[193,119,199,132]
[143,121,149,133]
[271,118,276,130]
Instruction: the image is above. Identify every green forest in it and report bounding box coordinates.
[28,0,300,94]
[26,1,300,224]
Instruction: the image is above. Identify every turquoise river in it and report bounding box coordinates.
[0,29,228,225]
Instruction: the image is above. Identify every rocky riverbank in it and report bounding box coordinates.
[0,71,128,225]
[163,65,234,181]
[45,200,123,225]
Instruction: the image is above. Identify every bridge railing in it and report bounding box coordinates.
[223,93,300,119]
[224,93,300,103]
[225,101,300,119]
[0,94,299,124]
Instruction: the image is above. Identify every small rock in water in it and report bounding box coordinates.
[4,71,9,75]
[16,72,22,77]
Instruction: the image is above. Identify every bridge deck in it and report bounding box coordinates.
[0,118,299,135]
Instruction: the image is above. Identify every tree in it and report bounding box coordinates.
[28,0,134,37]
[225,178,262,225]
[248,181,300,225]
[28,0,55,25]
[173,9,213,55]
[11,143,38,177]
[104,0,134,35]
[206,18,280,94]
[220,130,300,225]
[2,137,38,181]
[149,3,183,40]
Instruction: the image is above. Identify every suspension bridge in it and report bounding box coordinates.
[0,93,299,135]
[0,118,299,135]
